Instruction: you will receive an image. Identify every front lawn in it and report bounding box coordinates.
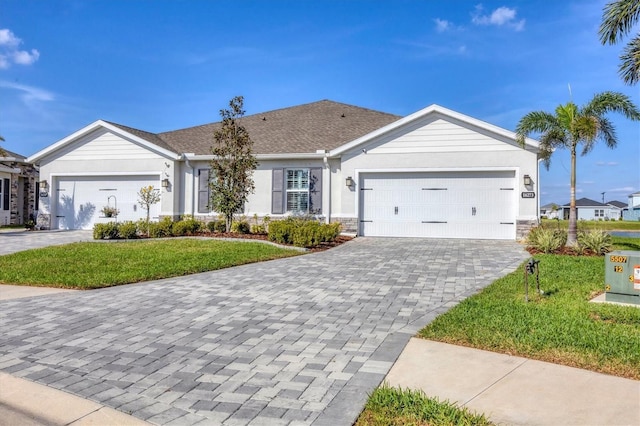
[356,384,492,426]
[541,218,640,231]
[418,237,640,379]
[0,239,302,289]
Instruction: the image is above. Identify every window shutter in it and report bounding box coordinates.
[3,179,9,211]
[309,167,322,214]
[198,169,210,213]
[272,168,284,214]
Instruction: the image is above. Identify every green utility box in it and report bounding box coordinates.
[604,251,640,305]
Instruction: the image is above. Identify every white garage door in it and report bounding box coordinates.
[55,175,160,230]
[360,171,516,239]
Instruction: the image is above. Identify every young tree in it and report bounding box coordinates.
[209,96,258,232]
[0,135,6,156]
[516,91,640,246]
[599,0,640,85]
[138,185,161,234]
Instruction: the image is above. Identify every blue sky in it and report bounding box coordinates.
[1,0,638,206]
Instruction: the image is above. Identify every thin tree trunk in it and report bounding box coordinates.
[567,146,578,246]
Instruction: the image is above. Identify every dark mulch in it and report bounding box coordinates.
[197,231,353,251]
[526,246,602,256]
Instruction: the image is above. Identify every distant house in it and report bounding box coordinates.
[623,191,640,221]
[540,203,560,219]
[560,197,622,221]
[0,150,39,226]
[606,200,627,221]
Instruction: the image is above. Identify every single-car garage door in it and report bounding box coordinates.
[360,171,516,239]
[54,175,160,230]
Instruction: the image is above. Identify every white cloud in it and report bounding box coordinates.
[0,80,54,103]
[472,5,525,31]
[595,161,619,166]
[0,28,40,68]
[434,18,451,33]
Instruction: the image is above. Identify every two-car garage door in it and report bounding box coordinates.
[55,175,160,230]
[360,171,516,239]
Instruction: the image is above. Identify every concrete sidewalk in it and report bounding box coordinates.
[386,338,640,426]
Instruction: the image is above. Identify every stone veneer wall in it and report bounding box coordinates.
[516,219,538,241]
[330,217,358,234]
[2,161,39,226]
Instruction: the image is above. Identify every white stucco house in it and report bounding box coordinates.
[559,197,624,221]
[27,100,541,239]
[623,191,640,221]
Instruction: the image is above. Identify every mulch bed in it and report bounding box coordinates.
[196,231,353,252]
[526,246,602,256]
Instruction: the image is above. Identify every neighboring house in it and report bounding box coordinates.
[27,100,541,239]
[606,200,627,220]
[0,149,39,226]
[540,203,560,219]
[560,197,622,220]
[623,191,640,221]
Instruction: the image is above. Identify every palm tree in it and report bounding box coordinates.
[599,0,640,85]
[516,91,640,246]
[0,135,6,157]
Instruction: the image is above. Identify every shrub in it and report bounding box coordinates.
[148,217,174,238]
[117,221,138,239]
[251,224,266,234]
[93,222,119,240]
[206,220,227,233]
[577,230,613,255]
[231,220,250,234]
[173,216,202,236]
[268,217,341,248]
[526,227,567,253]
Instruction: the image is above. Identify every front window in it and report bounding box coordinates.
[286,169,309,213]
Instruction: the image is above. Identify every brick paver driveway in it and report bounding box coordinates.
[0,237,528,425]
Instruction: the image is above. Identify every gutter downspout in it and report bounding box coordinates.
[324,154,331,224]
[183,154,195,216]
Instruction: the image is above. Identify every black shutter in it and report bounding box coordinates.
[3,179,9,211]
[35,181,40,211]
[198,169,210,213]
[309,168,322,214]
[272,168,284,214]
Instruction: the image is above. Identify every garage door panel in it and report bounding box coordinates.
[55,176,160,230]
[360,171,516,239]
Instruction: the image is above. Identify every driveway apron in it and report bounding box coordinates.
[0,237,529,425]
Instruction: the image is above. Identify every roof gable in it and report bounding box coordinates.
[28,120,180,163]
[330,104,539,156]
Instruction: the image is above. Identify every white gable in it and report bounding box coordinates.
[365,117,523,155]
[54,128,165,161]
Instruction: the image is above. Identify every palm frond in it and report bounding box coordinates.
[583,91,640,119]
[619,34,640,85]
[599,0,640,45]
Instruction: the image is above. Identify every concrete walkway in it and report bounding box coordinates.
[0,234,528,425]
[0,230,93,255]
[386,338,640,426]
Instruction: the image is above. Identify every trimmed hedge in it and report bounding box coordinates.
[268,217,341,248]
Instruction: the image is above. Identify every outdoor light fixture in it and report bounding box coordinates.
[39,180,49,191]
[345,176,354,187]
[161,178,170,188]
[523,174,532,186]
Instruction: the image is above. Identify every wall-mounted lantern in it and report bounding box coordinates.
[523,174,532,186]
[161,178,170,188]
[345,176,354,187]
[39,180,49,192]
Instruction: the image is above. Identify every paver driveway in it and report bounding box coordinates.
[0,236,529,425]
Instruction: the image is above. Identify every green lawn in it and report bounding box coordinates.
[0,239,302,289]
[356,384,492,426]
[541,218,640,231]
[418,237,640,380]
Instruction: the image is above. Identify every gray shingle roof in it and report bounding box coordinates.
[561,197,607,207]
[112,100,400,156]
[607,200,627,209]
[0,149,26,161]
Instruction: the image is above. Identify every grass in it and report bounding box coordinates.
[355,384,492,426]
[418,236,640,380]
[541,218,640,231]
[0,239,302,289]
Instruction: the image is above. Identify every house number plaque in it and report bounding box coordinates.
[521,192,535,198]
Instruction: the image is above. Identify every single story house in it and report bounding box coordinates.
[623,191,640,221]
[27,100,541,239]
[560,197,624,221]
[540,203,560,219]
[0,149,39,226]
